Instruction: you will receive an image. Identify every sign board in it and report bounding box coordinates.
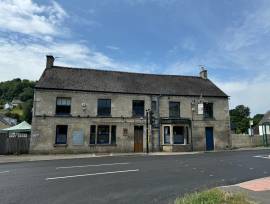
[198,103,204,115]
[249,120,253,126]
[72,129,84,145]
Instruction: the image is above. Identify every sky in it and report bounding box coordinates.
[0,0,270,116]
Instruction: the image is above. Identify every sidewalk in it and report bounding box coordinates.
[220,177,270,204]
[0,151,200,164]
[0,146,268,164]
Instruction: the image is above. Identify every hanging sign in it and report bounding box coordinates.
[198,103,204,115]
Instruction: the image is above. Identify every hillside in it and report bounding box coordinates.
[0,78,36,123]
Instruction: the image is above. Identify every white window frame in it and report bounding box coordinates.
[162,125,189,145]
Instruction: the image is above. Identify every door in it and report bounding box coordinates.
[134,126,143,152]
[205,127,214,151]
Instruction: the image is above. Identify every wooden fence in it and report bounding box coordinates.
[0,132,30,155]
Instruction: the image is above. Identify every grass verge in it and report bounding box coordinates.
[174,188,255,204]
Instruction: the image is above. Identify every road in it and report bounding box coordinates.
[0,149,270,204]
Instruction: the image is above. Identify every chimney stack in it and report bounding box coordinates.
[46,55,55,69]
[199,66,207,79]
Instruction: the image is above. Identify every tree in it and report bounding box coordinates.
[20,99,33,123]
[230,105,250,134]
[253,114,264,126]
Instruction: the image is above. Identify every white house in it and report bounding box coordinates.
[259,111,270,136]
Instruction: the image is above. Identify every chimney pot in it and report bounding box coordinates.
[46,55,54,68]
[199,67,207,79]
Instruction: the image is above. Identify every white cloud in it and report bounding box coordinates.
[0,0,67,37]
[0,0,156,82]
[214,76,270,116]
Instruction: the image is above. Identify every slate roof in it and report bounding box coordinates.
[0,115,17,126]
[35,66,228,97]
[259,111,270,125]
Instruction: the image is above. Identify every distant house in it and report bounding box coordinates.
[4,103,13,110]
[0,115,17,129]
[11,99,23,107]
[258,111,270,136]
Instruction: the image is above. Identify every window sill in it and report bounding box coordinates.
[54,144,68,147]
[162,144,189,146]
[55,114,72,117]
[203,117,215,120]
[96,115,112,118]
[132,116,145,118]
[89,144,117,147]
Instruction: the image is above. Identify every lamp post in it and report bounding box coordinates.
[146,109,150,154]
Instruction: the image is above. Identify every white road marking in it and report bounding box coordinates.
[46,169,139,180]
[56,162,129,170]
[253,155,270,159]
[0,170,10,174]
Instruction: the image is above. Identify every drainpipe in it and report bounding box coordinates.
[157,95,161,151]
[190,102,195,151]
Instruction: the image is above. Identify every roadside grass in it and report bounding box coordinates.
[174,188,255,204]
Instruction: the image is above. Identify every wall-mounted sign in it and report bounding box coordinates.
[72,129,84,145]
[123,128,128,136]
[198,103,204,115]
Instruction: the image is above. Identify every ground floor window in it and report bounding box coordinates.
[162,125,189,145]
[173,126,184,144]
[164,126,170,144]
[90,125,117,145]
[55,125,68,144]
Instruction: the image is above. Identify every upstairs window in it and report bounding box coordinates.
[97,99,111,116]
[132,100,145,117]
[204,103,213,118]
[169,102,180,118]
[56,97,71,115]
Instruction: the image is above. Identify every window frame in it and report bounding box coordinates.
[55,97,71,115]
[89,125,117,145]
[203,102,214,119]
[55,125,68,145]
[163,126,170,144]
[97,99,111,116]
[132,100,145,117]
[169,101,180,118]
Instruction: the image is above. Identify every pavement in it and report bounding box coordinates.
[220,177,270,204]
[0,147,268,164]
[0,149,270,204]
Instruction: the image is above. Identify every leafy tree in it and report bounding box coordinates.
[0,78,36,123]
[20,99,33,123]
[19,87,34,102]
[230,105,250,134]
[253,114,264,126]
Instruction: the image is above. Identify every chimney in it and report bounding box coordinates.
[199,66,207,79]
[46,55,55,69]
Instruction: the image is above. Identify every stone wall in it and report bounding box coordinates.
[30,89,230,153]
[231,134,263,148]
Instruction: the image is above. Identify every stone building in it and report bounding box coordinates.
[30,56,231,153]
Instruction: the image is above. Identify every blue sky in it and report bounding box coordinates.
[0,0,270,115]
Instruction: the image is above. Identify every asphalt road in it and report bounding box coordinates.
[0,149,270,204]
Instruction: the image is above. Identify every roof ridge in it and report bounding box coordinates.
[51,66,202,79]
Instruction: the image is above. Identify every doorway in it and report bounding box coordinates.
[205,127,214,151]
[134,126,143,152]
